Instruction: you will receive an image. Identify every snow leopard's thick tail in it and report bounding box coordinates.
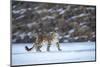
[25,45,34,51]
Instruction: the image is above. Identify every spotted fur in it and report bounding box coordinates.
[25,32,62,52]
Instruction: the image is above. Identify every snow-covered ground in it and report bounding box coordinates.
[12,42,96,66]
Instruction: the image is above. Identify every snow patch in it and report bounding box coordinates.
[13,10,20,14]
[12,42,95,66]
[19,33,26,40]
[65,35,70,38]
[16,15,25,20]
[59,10,65,15]
[68,29,75,34]
[20,9,27,14]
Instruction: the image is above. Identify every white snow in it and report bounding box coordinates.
[59,10,65,15]
[13,9,27,14]
[13,10,20,14]
[12,42,95,66]
[69,13,89,20]
[42,16,47,20]
[48,8,56,13]
[47,16,55,19]
[48,8,53,12]
[34,6,39,10]
[57,8,63,12]
[13,31,20,36]
[63,40,69,42]
[86,7,95,10]
[20,9,27,14]
[42,16,55,20]
[19,33,26,40]
[64,35,70,38]
[16,15,25,20]
[78,13,87,17]
[13,5,16,9]
[79,22,86,26]
[74,37,79,40]
[81,25,88,29]
[68,29,75,34]
[28,8,32,10]
[36,10,43,14]
[27,32,33,39]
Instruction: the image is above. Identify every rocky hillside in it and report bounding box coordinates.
[12,1,96,43]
